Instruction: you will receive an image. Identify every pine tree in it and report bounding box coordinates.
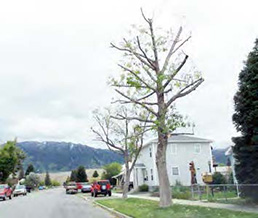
[76,166,87,182]
[92,170,99,178]
[70,170,77,182]
[25,164,35,176]
[45,171,51,186]
[232,39,258,201]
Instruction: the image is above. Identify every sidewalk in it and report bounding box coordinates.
[112,193,258,214]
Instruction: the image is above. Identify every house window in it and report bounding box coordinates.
[149,147,152,157]
[171,144,177,154]
[172,167,179,175]
[151,169,153,181]
[194,144,201,154]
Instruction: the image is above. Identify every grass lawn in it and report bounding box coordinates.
[96,198,257,218]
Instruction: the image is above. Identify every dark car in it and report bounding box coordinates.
[91,180,111,197]
[0,184,12,201]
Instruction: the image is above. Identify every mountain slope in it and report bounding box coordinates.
[17,141,123,172]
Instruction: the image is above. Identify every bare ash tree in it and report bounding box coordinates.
[109,10,204,207]
[92,107,151,199]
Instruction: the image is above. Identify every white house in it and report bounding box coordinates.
[133,134,213,189]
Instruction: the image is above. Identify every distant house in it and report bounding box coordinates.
[133,135,213,190]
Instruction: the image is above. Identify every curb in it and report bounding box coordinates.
[83,197,132,218]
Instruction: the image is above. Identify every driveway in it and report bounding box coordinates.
[0,188,114,218]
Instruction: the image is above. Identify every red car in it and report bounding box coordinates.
[91,180,111,197]
[0,184,12,201]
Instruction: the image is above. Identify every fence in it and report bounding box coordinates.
[170,184,258,202]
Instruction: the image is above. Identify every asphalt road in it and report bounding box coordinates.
[0,188,114,218]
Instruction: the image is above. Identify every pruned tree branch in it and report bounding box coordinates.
[115,89,158,117]
[166,78,204,107]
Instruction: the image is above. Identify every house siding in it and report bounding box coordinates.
[134,136,213,188]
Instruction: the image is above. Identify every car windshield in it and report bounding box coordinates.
[0,185,6,189]
[16,185,25,189]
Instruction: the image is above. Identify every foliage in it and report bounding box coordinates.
[0,140,26,182]
[232,39,258,201]
[92,170,99,178]
[44,171,52,186]
[172,181,191,199]
[102,162,122,185]
[96,198,256,218]
[139,184,149,192]
[76,166,88,182]
[212,172,227,184]
[51,180,61,186]
[25,172,40,188]
[70,170,77,182]
[25,164,35,176]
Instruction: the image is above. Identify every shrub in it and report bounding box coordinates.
[51,180,61,186]
[139,184,149,192]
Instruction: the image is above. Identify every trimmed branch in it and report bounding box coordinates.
[118,64,156,91]
[163,54,189,89]
[166,78,204,107]
[115,89,158,117]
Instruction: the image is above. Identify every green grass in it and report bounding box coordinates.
[96,198,257,218]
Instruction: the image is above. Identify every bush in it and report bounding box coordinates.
[139,184,149,192]
[172,181,192,200]
[51,180,61,186]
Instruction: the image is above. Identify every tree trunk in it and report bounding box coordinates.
[122,154,130,199]
[156,87,172,207]
[156,132,172,207]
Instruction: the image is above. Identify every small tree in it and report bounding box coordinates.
[45,171,52,186]
[25,164,35,176]
[92,170,99,178]
[25,172,40,188]
[92,107,149,198]
[102,162,122,185]
[109,10,204,207]
[76,166,87,182]
[70,170,77,182]
[0,140,26,182]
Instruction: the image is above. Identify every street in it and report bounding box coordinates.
[0,188,113,218]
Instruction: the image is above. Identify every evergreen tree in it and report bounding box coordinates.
[44,171,51,186]
[232,39,258,201]
[76,166,87,182]
[92,170,99,178]
[25,164,35,176]
[70,170,77,182]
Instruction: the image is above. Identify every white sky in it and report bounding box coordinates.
[0,0,257,148]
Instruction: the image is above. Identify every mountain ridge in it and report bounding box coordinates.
[17,141,123,173]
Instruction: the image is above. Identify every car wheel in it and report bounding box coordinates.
[3,195,6,201]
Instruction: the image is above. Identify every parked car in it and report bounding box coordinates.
[65,182,78,194]
[76,182,83,190]
[81,183,91,193]
[91,180,112,197]
[0,184,12,201]
[13,185,27,197]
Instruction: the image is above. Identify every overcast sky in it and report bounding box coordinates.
[0,0,257,148]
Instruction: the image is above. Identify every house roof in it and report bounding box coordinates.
[143,134,212,148]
